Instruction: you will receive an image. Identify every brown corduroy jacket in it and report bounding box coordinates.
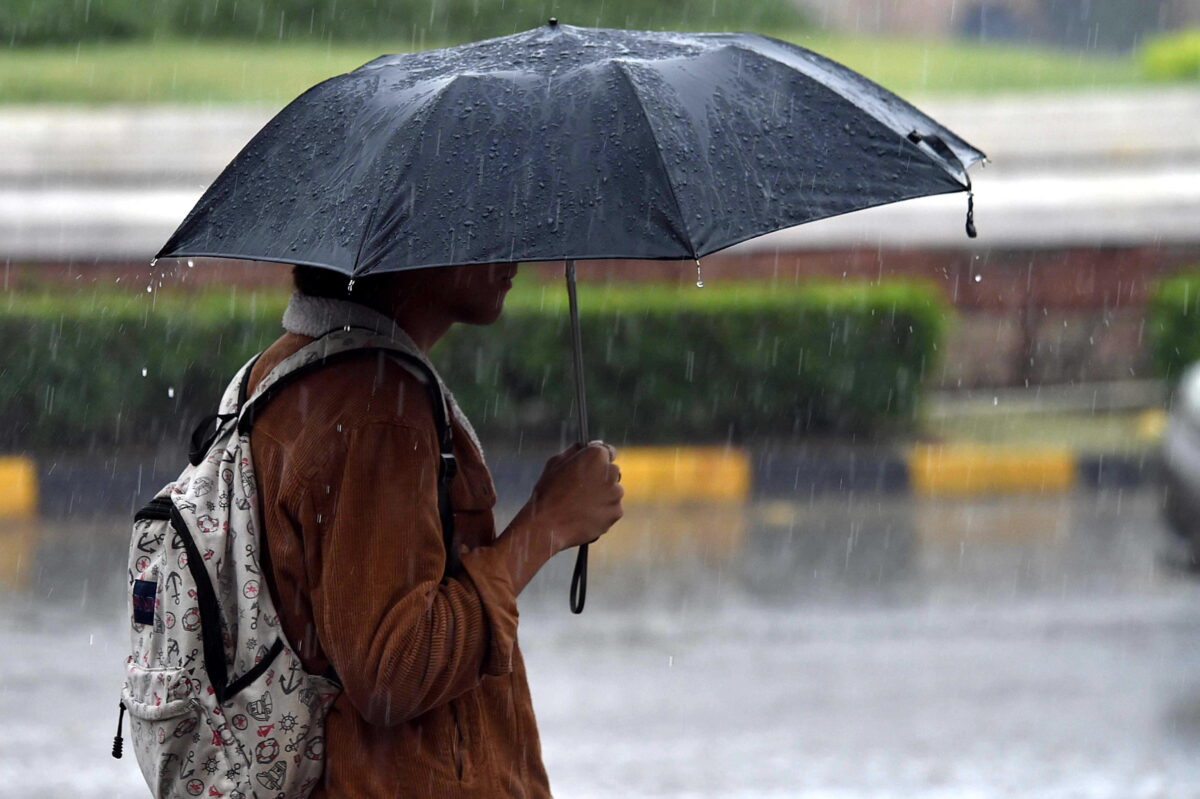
[247,331,551,798]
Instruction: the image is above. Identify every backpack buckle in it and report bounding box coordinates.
[440,452,458,481]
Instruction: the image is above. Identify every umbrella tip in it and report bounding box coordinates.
[547,17,558,27]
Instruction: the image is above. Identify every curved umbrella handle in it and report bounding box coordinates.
[565,260,590,614]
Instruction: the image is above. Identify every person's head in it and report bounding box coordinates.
[292,262,519,326]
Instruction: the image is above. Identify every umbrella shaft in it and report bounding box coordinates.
[565,260,589,443]
[565,260,591,614]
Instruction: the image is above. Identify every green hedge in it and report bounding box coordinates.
[0,280,946,451]
[1,0,807,45]
[1141,29,1200,81]
[1149,269,1200,383]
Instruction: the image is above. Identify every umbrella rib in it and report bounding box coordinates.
[725,38,985,174]
[351,74,470,275]
[611,61,697,260]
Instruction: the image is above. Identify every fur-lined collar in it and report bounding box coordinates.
[282,292,483,458]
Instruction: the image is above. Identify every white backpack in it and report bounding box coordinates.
[115,328,459,799]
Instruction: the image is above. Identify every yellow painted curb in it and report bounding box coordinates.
[615,446,750,502]
[0,457,37,519]
[907,444,1076,496]
[1137,409,1167,441]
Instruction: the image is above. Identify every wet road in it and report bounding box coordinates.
[2,490,1198,797]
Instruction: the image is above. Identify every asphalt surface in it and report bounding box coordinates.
[1,490,1198,797]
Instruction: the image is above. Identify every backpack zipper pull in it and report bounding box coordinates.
[112,701,126,759]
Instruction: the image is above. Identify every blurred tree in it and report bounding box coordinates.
[2,0,809,46]
[1,0,163,45]
[1141,27,1200,79]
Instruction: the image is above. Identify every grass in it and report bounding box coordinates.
[923,409,1165,454]
[791,33,1147,95]
[0,31,1150,105]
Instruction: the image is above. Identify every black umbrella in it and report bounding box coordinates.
[158,20,985,612]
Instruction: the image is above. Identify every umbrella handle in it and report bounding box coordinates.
[565,260,590,614]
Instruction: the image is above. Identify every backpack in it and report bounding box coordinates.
[114,328,459,799]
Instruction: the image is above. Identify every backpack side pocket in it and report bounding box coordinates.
[122,665,248,799]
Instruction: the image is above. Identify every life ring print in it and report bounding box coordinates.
[256,738,280,764]
[182,608,201,632]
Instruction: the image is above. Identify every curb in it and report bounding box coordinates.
[0,446,1160,519]
[751,446,1155,499]
[0,456,38,519]
[907,445,1077,497]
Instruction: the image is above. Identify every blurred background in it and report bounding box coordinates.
[2,1,1200,796]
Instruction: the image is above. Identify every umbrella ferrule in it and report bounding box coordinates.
[908,130,978,239]
[966,188,977,239]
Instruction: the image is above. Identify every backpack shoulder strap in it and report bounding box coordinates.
[235,329,461,578]
[187,354,260,467]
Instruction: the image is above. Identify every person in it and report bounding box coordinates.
[244,261,624,797]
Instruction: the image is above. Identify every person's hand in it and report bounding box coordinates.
[524,441,624,552]
[494,441,623,596]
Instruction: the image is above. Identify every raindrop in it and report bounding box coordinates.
[695,259,704,288]
[146,286,153,293]
[186,259,194,268]
[141,368,148,377]
[149,258,157,268]
[973,274,982,283]
[167,387,175,398]
[347,279,355,294]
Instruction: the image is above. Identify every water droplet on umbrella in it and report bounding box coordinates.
[347,279,355,293]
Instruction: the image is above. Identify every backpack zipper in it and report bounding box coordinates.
[111,701,126,759]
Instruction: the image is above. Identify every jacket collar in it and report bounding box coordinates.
[281,292,484,459]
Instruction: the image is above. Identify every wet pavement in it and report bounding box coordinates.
[2,489,1199,797]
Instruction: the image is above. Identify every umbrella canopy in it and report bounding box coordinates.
[157,21,984,273]
[157,21,986,613]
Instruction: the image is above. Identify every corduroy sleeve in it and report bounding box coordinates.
[301,418,518,727]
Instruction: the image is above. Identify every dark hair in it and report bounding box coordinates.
[292,265,390,300]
